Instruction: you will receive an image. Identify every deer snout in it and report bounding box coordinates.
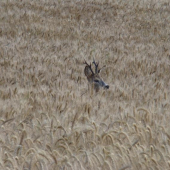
[104,85,109,89]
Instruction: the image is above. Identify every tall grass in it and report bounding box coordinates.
[0,0,170,169]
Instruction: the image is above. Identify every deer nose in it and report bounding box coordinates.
[105,85,109,89]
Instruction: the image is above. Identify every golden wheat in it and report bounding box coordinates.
[1,0,170,169]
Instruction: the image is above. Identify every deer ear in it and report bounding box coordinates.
[98,65,106,73]
[84,66,93,77]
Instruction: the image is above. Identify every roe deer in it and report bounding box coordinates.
[84,59,109,92]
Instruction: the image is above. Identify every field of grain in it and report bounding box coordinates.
[1,0,170,169]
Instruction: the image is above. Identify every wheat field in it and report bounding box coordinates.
[0,0,170,169]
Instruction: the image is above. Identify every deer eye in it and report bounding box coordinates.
[94,80,99,83]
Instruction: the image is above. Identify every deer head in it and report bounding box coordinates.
[84,59,109,92]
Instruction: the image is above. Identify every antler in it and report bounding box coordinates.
[84,60,94,75]
[93,58,106,73]
[92,58,99,73]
